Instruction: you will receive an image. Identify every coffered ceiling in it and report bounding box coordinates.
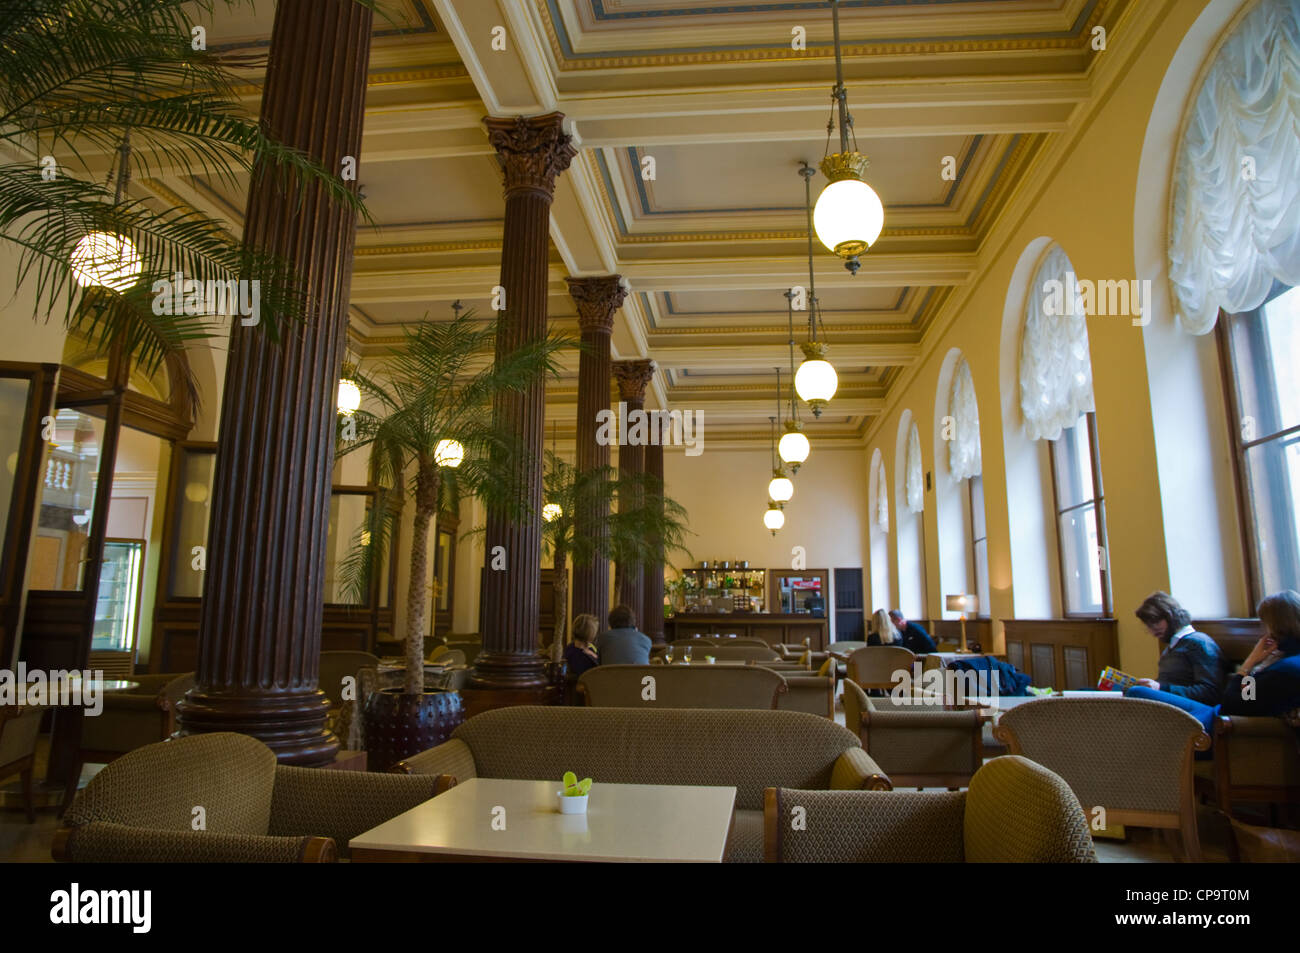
[114,0,1150,448]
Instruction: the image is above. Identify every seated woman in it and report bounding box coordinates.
[562,613,600,680]
[867,608,902,647]
[1126,591,1300,738]
[1132,591,1226,704]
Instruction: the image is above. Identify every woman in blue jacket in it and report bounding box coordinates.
[1126,590,1300,738]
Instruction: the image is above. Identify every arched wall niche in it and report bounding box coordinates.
[1134,0,1254,616]
[867,446,892,613]
[893,409,925,618]
[999,236,1065,619]
[932,347,972,619]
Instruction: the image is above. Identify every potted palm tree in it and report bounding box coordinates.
[1,0,368,377]
[338,305,570,769]
[541,450,692,651]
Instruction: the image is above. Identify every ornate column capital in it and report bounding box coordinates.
[566,275,627,334]
[613,359,656,403]
[484,112,577,199]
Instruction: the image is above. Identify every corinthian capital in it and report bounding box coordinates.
[613,359,657,403]
[566,275,627,334]
[484,112,577,199]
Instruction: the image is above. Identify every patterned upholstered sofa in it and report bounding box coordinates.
[764,755,1097,862]
[54,732,442,862]
[395,706,889,862]
[578,663,787,709]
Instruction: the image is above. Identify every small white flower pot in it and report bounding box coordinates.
[558,792,589,814]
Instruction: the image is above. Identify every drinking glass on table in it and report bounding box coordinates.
[663,648,674,664]
[683,644,693,663]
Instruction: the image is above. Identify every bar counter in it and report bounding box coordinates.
[665,613,828,651]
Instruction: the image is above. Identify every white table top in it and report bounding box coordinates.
[349,778,738,863]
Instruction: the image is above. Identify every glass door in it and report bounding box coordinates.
[0,363,59,668]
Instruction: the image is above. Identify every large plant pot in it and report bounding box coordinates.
[361,687,465,772]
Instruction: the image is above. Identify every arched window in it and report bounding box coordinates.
[1177,0,1300,603]
[1018,244,1111,617]
[868,448,891,612]
[895,413,925,619]
[935,353,989,619]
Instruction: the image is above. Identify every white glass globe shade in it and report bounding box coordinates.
[434,438,465,468]
[70,232,142,292]
[795,359,838,405]
[813,177,884,256]
[336,378,361,415]
[763,507,785,532]
[778,430,810,466]
[768,474,794,503]
[542,502,563,523]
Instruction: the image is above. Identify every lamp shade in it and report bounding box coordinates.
[336,377,361,415]
[434,438,465,468]
[945,594,977,615]
[764,504,785,533]
[814,153,884,259]
[768,469,794,503]
[778,424,810,468]
[542,502,563,523]
[795,341,838,416]
[70,232,142,292]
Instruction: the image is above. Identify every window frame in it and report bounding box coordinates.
[1047,411,1113,618]
[1216,290,1300,607]
[967,474,989,619]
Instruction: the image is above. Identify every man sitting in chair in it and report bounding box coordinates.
[889,610,937,654]
[595,604,652,665]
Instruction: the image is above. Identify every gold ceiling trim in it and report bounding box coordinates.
[651,324,920,336]
[355,239,502,255]
[537,1,1116,72]
[228,65,470,97]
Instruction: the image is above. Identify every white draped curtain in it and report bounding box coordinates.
[905,422,923,513]
[1169,0,1300,335]
[1020,244,1096,441]
[875,457,889,531]
[948,358,983,480]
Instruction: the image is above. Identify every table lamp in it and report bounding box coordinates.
[945,594,978,653]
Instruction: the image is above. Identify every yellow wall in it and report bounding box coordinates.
[858,0,1252,675]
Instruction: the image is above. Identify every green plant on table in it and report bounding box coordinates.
[561,771,592,797]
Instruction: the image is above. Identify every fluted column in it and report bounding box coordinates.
[177,0,371,764]
[642,441,666,643]
[612,360,656,625]
[566,275,626,626]
[472,113,576,690]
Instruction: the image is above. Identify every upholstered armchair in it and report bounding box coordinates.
[64,672,194,810]
[1196,714,1300,821]
[994,697,1210,861]
[842,678,984,788]
[54,732,441,862]
[763,755,1096,863]
[0,705,43,822]
[847,645,917,691]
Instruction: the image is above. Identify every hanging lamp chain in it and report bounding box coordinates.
[800,162,823,345]
[112,131,132,205]
[784,289,799,421]
[829,0,859,156]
